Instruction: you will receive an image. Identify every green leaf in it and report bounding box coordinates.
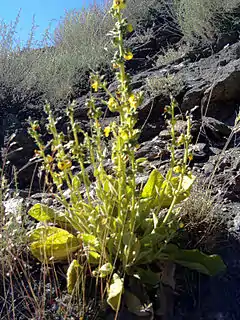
[182,175,196,191]
[136,231,168,265]
[72,176,81,190]
[134,267,161,286]
[82,234,99,247]
[88,250,101,264]
[107,273,124,311]
[67,259,82,294]
[29,226,81,263]
[136,157,147,164]
[124,290,153,317]
[28,203,69,224]
[139,169,165,218]
[28,203,56,222]
[160,174,196,208]
[141,169,164,199]
[81,234,101,264]
[99,263,113,278]
[163,244,226,276]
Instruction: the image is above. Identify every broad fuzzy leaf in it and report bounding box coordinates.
[82,234,99,247]
[107,274,124,311]
[163,244,226,276]
[28,203,56,221]
[99,263,113,278]
[29,226,81,263]
[160,174,196,208]
[28,203,69,224]
[67,259,82,294]
[141,169,164,199]
[134,267,161,286]
[81,234,101,264]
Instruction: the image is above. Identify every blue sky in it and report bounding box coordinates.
[0,0,104,46]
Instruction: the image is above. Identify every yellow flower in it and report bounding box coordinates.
[112,62,120,69]
[173,165,182,174]
[112,0,126,10]
[179,222,184,229]
[119,128,129,141]
[57,160,72,171]
[104,126,111,137]
[32,123,40,131]
[127,24,133,33]
[108,97,118,112]
[95,120,101,128]
[34,149,41,157]
[46,155,54,163]
[188,154,193,161]
[177,133,185,145]
[164,106,168,113]
[91,80,99,92]
[128,94,138,109]
[124,51,133,60]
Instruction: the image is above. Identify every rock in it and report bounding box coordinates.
[175,229,240,320]
[179,42,240,122]
[159,129,171,140]
[203,162,215,177]
[203,148,240,200]
[201,117,232,144]
[5,128,38,189]
[192,143,210,161]
[135,136,169,161]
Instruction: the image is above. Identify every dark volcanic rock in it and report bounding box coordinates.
[174,229,240,320]
[2,37,240,190]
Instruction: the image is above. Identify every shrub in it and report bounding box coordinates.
[0,1,167,103]
[156,43,190,67]
[173,0,240,43]
[146,74,184,97]
[1,0,240,105]
[27,0,225,317]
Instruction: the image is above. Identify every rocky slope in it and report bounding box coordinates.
[1,22,240,320]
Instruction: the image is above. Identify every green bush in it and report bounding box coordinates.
[156,43,190,67]
[146,74,184,97]
[173,0,240,43]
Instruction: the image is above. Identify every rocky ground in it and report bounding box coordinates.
[1,14,240,320]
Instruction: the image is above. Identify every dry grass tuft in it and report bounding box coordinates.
[180,179,225,252]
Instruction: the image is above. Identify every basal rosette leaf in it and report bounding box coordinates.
[162,244,226,276]
[67,259,82,294]
[107,273,124,311]
[29,226,81,263]
[28,203,69,224]
[134,267,161,286]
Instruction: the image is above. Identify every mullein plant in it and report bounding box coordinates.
[28,0,225,315]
